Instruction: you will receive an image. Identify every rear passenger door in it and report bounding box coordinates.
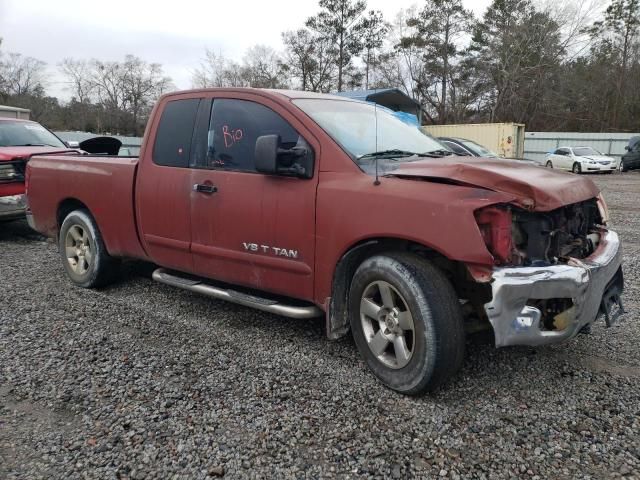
[136,96,200,272]
[189,94,319,301]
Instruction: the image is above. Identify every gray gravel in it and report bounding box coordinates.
[1,172,639,479]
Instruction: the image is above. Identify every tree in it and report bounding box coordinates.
[0,52,47,98]
[282,29,338,91]
[360,10,388,89]
[121,55,173,135]
[587,0,640,129]
[59,58,95,104]
[468,0,565,126]
[193,49,233,88]
[404,0,473,123]
[242,45,288,88]
[306,0,367,91]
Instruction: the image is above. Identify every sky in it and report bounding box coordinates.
[0,0,492,99]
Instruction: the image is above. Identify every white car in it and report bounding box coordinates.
[545,146,617,174]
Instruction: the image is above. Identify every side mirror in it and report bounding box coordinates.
[66,140,80,148]
[255,134,280,174]
[625,145,630,151]
[255,134,310,178]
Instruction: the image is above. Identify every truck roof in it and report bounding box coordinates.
[160,87,358,103]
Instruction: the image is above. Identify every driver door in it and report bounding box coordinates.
[189,95,319,301]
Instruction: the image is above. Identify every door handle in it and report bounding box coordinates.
[193,183,218,194]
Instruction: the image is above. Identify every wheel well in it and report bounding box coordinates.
[57,199,89,228]
[326,238,486,339]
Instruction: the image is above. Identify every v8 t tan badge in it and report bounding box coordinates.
[243,242,299,258]
[25,88,625,395]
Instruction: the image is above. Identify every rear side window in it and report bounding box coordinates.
[153,99,200,167]
[205,99,300,172]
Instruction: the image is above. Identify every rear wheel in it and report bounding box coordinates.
[572,162,582,174]
[59,209,119,288]
[546,160,553,168]
[349,253,465,394]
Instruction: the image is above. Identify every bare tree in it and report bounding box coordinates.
[0,52,47,97]
[59,58,95,104]
[192,49,229,88]
[282,29,337,91]
[121,55,173,135]
[242,45,288,88]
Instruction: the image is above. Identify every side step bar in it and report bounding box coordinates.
[152,268,322,319]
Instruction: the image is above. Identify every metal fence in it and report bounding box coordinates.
[524,132,639,163]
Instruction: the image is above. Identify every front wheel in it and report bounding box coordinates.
[349,253,465,394]
[59,209,119,288]
[572,162,582,174]
[619,160,628,172]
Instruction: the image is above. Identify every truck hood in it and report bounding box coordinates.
[0,146,72,162]
[386,157,600,211]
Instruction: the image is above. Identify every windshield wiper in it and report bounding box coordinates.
[357,149,420,160]
[425,149,453,156]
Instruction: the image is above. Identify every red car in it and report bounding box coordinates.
[25,89,625,394]
[0,118,72,221]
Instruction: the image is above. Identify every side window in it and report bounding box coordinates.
[554,148,566,156]
[205,99,300,172]
[153,98,200,167]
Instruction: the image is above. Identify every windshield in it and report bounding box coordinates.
[460,139,497,157]
[0,120,65,147]
[293,99,446,161]
[573,147,601,156]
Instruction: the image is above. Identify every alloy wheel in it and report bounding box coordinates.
[64,225,92,275]
[360,280,415,369]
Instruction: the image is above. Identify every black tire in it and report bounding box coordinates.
[546,160,553,168]
[619,160,628,173]
[572,162,582,174]
[348,253,465,395]
[59,209,119,288]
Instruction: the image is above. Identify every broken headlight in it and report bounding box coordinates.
[0,163,19,182]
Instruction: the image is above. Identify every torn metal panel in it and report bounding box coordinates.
[484,230,623,347]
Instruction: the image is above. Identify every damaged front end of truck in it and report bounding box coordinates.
[388,159,625,348]
[474,194,624,347]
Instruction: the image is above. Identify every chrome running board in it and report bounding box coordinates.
[152,268,322,319]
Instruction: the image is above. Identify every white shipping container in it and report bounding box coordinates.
[0,105,30,120]
[421,123,525,158]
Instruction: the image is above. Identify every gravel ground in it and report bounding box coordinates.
[1,172,639,479]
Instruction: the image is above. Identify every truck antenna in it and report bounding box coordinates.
[374,95,380,186]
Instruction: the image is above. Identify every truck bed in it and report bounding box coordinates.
[27,154,147,259]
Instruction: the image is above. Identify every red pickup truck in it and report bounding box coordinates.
[0,118,74,221]
[25,89,625,394]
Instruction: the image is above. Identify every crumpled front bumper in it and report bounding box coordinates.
[484,230,624,347]
[0,194,26,221]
